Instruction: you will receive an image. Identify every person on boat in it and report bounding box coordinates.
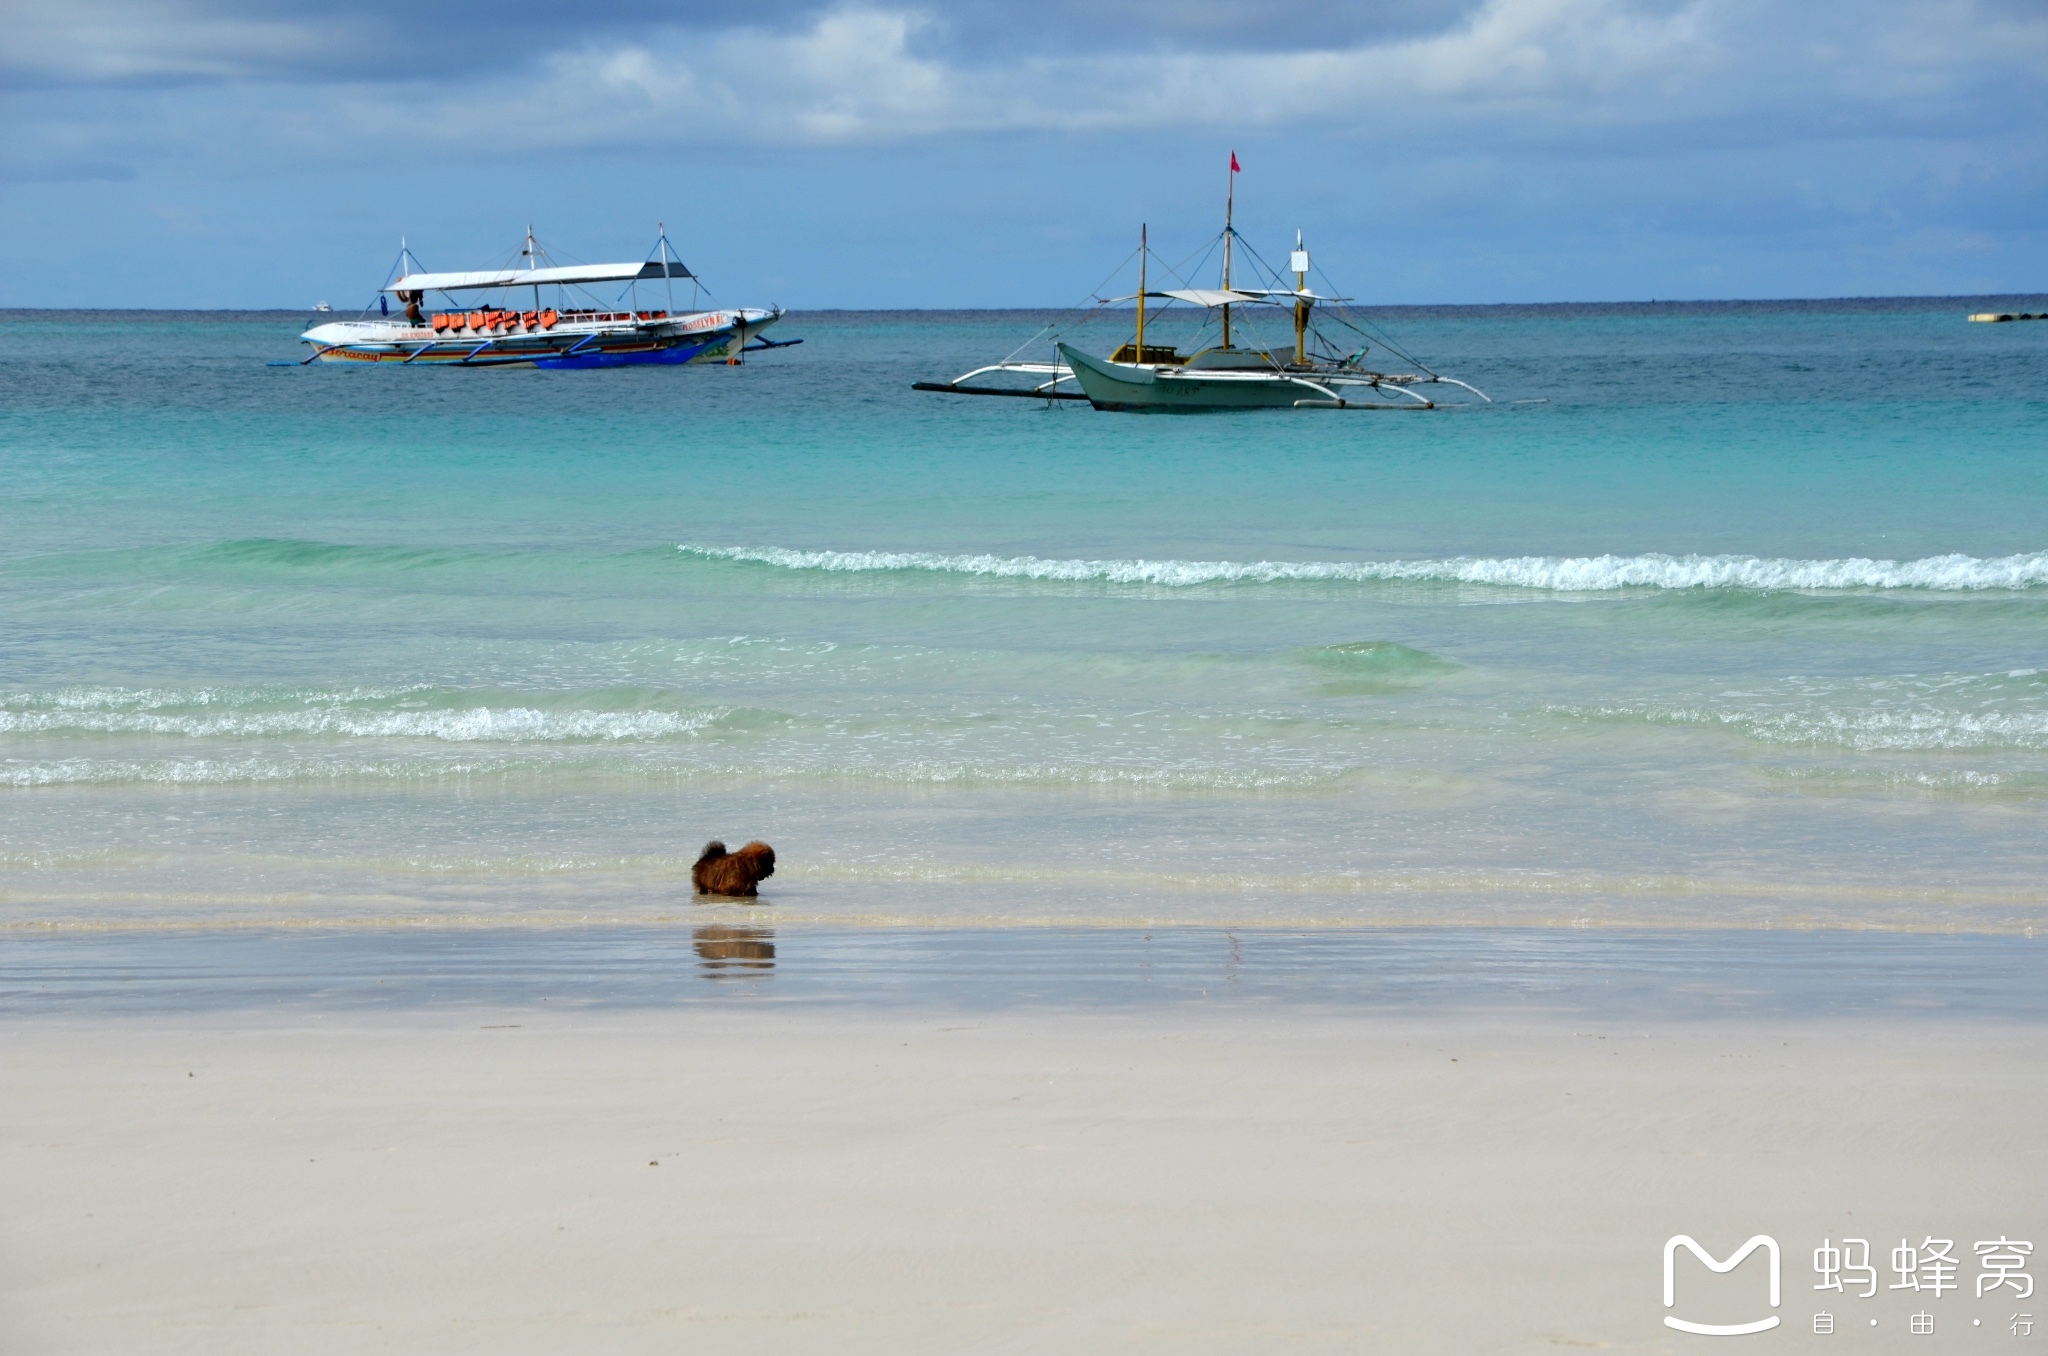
[398,289,424,325]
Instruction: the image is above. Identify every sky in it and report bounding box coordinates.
[2,0,2045,308]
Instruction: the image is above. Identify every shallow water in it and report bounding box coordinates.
[3,301,2046,929]
[4,925,2042,1020]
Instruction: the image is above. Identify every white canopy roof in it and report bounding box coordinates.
[1231,287,1346,302]
[1113,287,1339,307]
[387,260,693,293]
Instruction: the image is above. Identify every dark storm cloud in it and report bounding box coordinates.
[0,2,1491,89]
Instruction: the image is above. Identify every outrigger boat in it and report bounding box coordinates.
[916,157,1487,411]
[298,227,796,368]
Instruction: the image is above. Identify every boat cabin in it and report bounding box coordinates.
[424,308,675,335]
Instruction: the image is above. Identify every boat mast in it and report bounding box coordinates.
[1135,223,1147,363]
[1221,151,1236,349]
[659,222,675,314]
[1293,229,1307,365]
[526,225,541,312]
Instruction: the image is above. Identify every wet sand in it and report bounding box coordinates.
[5,989,2044,1353]
[6,923,2043,1018]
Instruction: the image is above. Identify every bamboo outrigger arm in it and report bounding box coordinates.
[912,361,1090,401]
[1285,375,1434,409]
[1424,376,1493,402]
[1293,373,1495,409]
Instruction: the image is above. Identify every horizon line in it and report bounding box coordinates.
[4,292,2046,317]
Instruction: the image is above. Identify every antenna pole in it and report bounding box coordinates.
[1135,223,1147,365]
[1294,229,1306,366]
[527,224,541,312]
[1222,151,1236,349]
[660,222,674,314]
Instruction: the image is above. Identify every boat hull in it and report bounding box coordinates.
[1057,343,1337,411]
[533,340,717,370]
[300,309,780,367]
[1055,343,1437,411]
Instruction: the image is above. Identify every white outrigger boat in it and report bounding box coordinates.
[298,228,796,369]
[917,158,1487,411]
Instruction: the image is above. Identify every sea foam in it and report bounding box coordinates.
[680,544,2048,592]
[0,706,731,743]
[0,686,740,743]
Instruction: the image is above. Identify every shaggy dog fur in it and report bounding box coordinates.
[693,840,776,897]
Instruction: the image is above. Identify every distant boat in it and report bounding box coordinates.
[298,227,798,368]
[916,156,1486,411]
[311,302,332,313]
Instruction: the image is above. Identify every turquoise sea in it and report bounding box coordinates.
[3,300,2046,933]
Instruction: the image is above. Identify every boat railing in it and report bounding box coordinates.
[422,308,694,336]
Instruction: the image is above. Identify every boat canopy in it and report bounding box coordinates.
[386,260,693,293]
[1113,287,1341,308]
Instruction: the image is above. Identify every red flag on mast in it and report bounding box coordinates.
[1230,151,1240,173]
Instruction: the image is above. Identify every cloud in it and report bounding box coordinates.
[451,8,958,146]
[279,0,2047,156]
[7,0,2044,200]
[368,0,1713,147]
[0,0,367,86]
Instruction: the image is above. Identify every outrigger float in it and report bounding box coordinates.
[916,156,1486,411]
[297,227,798,368]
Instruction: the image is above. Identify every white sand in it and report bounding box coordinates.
[4,1006,2043,1354]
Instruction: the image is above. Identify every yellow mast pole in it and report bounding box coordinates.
[1221,152,1235,349]
[1135,223,1147,364]
[1294,230,1307,365]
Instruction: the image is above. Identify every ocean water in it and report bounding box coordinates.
[3,300,2046,932]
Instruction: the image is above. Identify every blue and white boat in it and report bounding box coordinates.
[299,228,792,368]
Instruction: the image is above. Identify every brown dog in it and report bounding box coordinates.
[693,840,776,897]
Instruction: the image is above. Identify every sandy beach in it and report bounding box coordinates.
[6,989,2043,1354]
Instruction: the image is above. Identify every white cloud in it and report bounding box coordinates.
[0,0,359,84]
[300,0,2046,154]
[7,0,2046,178]
[501,8,957,144]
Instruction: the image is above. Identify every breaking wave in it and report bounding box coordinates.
[1561,673,2048,752]
[1638,707,2048,752]
[0,686,751,743]
[0,756,1344,791]
[679,544,2048,592]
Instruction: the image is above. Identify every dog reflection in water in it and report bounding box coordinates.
[693,926,775,978]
